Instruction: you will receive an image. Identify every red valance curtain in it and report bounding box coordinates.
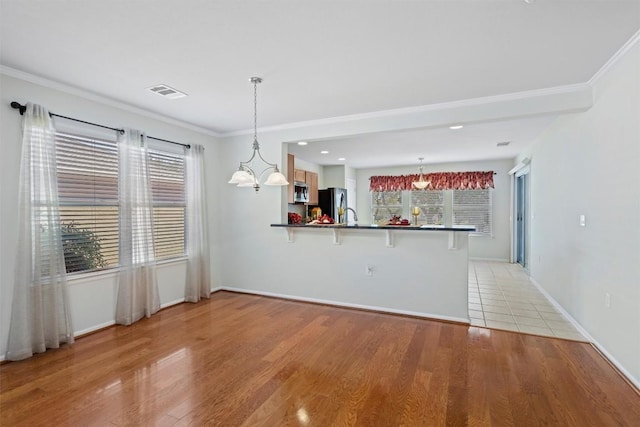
[369,171,494,191]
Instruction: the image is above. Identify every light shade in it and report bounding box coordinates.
[228,170,254,185]
[412,157,430,190]
[264,171,289,186]
[412,180,430,190]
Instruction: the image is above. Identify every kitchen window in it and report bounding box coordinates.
[55,124,186,274]
[400,189,493,236]
[411,190,444,225]
[371,190,403,223]
[452,189,492,235]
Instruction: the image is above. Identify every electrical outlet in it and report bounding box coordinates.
[605,292,611,308]
[366,265,374,276]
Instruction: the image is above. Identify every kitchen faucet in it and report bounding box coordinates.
[346,207,358,224]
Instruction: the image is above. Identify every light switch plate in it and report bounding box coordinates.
[579,214,586,227]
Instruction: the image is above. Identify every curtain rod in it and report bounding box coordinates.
[10,102,191,149]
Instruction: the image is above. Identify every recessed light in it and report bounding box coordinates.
[320,150,329,154]
[338,157,346,161]
[297,141,308,146]
[497,141,511,147]
[449,125,464,130]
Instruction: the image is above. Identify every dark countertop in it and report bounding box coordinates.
[271,224,476,232]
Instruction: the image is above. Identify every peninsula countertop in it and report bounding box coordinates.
[271,223,476,232]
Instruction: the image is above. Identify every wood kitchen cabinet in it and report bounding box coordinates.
[294,169,306,183]
[287,154,318,205]
[306,171,318,205]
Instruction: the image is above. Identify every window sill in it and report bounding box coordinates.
[156,256,188,266]
[66,256,189,283]
[66,267,119,284]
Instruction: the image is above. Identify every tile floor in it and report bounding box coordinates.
[468,261,586,341]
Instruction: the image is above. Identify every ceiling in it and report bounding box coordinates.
[287,115,558,169]
[2,0,639,167]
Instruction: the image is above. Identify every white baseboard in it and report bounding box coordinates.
[529,276,640,390]
[74,320,116,338]
[469,257,510,262]
[161,298,186,309]
[221,286,470,325]
[210,287,223,293]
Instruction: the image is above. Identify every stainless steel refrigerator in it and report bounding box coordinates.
[318,187,348,223]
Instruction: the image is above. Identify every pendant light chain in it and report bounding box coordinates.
[253,78,258,143]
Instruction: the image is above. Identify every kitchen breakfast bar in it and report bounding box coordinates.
[264,224,475,324]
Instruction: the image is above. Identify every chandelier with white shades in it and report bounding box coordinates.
[228,77,289,192]
[412,157,431,190]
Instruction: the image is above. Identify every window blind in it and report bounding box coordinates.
[411,190,444,225]
[148,148,186,260]
[56,131,119,272]
[371,190,403,223]
[452,189,492,235]
[54,130,187,274]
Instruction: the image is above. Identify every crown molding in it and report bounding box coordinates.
[220,82,591,138]
[0,65,220,138]
[589,29,640,86]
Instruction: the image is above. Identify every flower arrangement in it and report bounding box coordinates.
[288,212,302,224]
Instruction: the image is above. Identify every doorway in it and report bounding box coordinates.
[515,173,527,268]
[510,158,530,269]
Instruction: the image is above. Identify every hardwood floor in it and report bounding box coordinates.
[1,291,639,426]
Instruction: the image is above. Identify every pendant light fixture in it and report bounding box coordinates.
[412,157,430,190]
[228,77,289,191]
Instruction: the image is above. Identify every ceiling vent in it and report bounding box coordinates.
[496,141,511,147]
[146,84,187,99]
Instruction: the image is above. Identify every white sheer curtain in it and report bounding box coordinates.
[6,103,74,361]
[185,144,211,302]
[115,129,160,325]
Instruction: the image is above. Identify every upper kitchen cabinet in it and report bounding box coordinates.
[294,169,306,183]
[306,171,318,205]
[287,153,319,205]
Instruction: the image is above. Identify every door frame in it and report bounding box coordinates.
[509,158,531,267]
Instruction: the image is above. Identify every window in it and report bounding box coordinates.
[56,131,119,272]
[379,188,493,235]
[148,146,186,260]
[371,190,403,223]
[55,126,186,274]
[452,189,492,235]
[411,190,444,225]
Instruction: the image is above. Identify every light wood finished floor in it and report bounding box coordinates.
[1,291,639,426]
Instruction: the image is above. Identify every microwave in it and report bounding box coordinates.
[294,181,309,203]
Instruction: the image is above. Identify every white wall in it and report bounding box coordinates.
[520,40,640,384]
[355,159,513,260]
[226,228,470,323]
[0,73,222,358]
[293,157,322,175]
[322,165,346,189]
